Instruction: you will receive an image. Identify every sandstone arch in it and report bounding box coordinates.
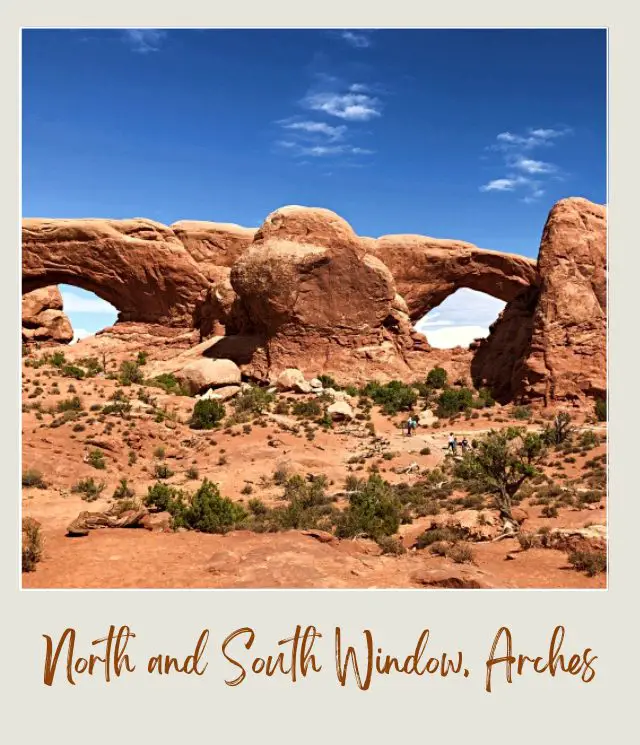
[366,235,538,322]
[22,218,210,326]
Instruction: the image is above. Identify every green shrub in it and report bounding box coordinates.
[180,479,246,534]
[426,367,447,389]
[22,469,46,488]
[190,399,225,429]
[233,386,274,415]
[447,542,474,564]
[415,526,464,550]
[56,396,83,413]
[513,405,532,420]
[436,387,474,418]
[595,398,606,422]
[153,446,166,459]
[87,449,106,470]
[154,462,174,480]
[72,477,105,501]
[136,351,148,366]
[118,360,144,386]
[568,550,606,577]
[48,351,66,368]
[318,374,339,390]
[292,399,322,419]
[147,373,188,396]
[145,482,185,513]
[113,478,135,500]
[362,380,417,415]
[61,364,85,380]
[579,430,599,449]
[248,498,268,516]
[420,447,431,456]
[336,473,401,540]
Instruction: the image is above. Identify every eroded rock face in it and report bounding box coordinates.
[520,198,606,402]
[368,234,538,321]
[171,221,256,280]
[471,198,606,404]
[22,286,73,345]
[23,218,210,326]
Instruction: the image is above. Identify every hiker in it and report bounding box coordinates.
[406,417,413,437]
[410,416,418,435]
[460,436,469,452]
[448,433,457,454]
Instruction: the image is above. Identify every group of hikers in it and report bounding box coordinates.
[447,433,470,454]
[404,416,471,455]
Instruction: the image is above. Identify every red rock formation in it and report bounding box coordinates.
[367,234,537,321]
[471,198,606,404]
[22,286,73,345]
[22,218,210,326]
[171,220,255,280]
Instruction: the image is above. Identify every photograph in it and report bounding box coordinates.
[20,27,607,589]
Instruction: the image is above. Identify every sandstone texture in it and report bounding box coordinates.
[22,218,210,326]
[175,358,241,396]
[22,286,73,345]
[472,198,606,404]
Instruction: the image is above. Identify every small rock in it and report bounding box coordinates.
[276,368,307,391]
[327,401,354,421]
[176,358,241,396]
[200,384,241,401]
[309,378,323,389]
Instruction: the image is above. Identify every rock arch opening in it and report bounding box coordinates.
[58,285,118,343]
[414,288,506,349]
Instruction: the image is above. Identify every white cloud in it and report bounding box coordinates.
[480,176,529,192]
[481,125,571,201]
[513,156,556,175]
[60,290,117,314]
[415,288,506,349]
[72,328,92,344]
[280,120,347,141]
[304,91,382,121]
[276,141,374,158]
[122,29,167,54]
[340,31,373,49]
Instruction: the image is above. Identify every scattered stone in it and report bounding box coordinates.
[176,358,241,396]
[327,401,355,421]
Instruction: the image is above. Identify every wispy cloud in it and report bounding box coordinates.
[339,31,373,49]
[480,126,572,202]
[121,29,167,54]
[276,141,374,158]
[303,90,382,121]
[279,120,347,141]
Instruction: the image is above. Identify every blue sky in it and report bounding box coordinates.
[23,29,606,346]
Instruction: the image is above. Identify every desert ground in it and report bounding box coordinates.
[21,335,606,590]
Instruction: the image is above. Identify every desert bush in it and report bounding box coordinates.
[318,374,339,390]
[88,449,106,469]
[186,465,200,480]
[377,535,406,555]
[420,447,431,456]
[426,367,447,389]
[190,399,225,429]
[117,360,143,386]
[595,398,606,422]
[436,387,474,418]
[233,386,274,415]
[48,351,66,368]
[241,483,254,495]
[22,518,44,572]
[153,446,166,459]
[579,430,599,449]
[56,396,83,413]
[154,462,174,479]
[568,550,606,577]
[113,478,135,500]
[447,542,474,564]
[72,477,105,501]
[61,364,85,380]
[542,412,574,446]
[415,526,465,550]
[248,498,268,516]
[513,405,532,420]
[361,380,417,416]
[145,482,185,513]
[22,469,46,488]
[335,473,401,540]
[179,479,246,534]
[147,373,188,396]
[136,351,148,366]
